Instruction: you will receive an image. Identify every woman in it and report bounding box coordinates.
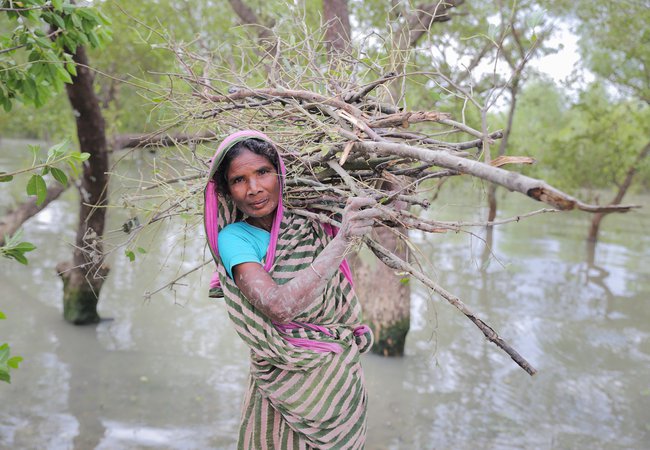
[204,130,380,449]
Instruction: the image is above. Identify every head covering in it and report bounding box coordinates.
[204,130,286,297]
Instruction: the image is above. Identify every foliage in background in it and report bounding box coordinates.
[571,0,649,104]
[0,0,111,110]
[526,83,649,195]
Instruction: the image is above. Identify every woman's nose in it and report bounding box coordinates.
[248,177,262,194]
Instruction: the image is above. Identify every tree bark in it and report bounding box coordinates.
[56,45,110,325]
[322,0,413,356]
[323,0,351,54]
[588,140,650,242]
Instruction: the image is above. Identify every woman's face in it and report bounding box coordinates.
[225,148,280,230]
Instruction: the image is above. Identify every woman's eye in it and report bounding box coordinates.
[231,177,243,185]
[259,168,269,175]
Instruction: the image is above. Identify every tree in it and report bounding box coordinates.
[1,0,112,324]
[562,0,650,242]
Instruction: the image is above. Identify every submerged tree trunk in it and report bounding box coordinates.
[56,46,110,325]
[349,200,411,356]
[487,77,519,223]
[588,140,650,242]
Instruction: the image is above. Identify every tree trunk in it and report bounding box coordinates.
[487,81,518,223]
[349,213,410,356]
[323,0,351,54]
[587,140,650,243]
[56,45,110,325]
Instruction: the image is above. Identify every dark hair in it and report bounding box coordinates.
[215,138,280,195]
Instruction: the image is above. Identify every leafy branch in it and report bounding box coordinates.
[0,140,89,205]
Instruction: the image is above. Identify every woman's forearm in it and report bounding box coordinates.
[262,234,350,323]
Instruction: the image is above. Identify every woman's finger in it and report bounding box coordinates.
[353,208,383,220]
[345,196,375,211]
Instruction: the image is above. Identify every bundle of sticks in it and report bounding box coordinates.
[139,73,635,376]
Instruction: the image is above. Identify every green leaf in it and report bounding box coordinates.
[12,242,36,252]
[137,247,147,254]
[47,140,68,159]
[50,167,68,185]
[9,252,29,265]
[66,62,77,77]
[526,9,546,29]
[66,160,79,177]
[28,144,41,158]
[1,96,11,113]
[98,11,112,26]
[54,63,73,84]
[52,13,66,29]
[76,8,100,24]
[70,152,90,162]
[7,356,23,370]
[87,31,100,48]
[0,311,6,320]
[0,173,14,183]
[22,77,37,102]
[0,344,9,364]
[0,369,10,384]
[26,174,47,205]
[125,250,135,262]
[70,12,82,29]
[52,0,63,11]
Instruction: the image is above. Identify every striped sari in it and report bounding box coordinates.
[204,131,373,449]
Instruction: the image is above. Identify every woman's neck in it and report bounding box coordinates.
[246,216,273,232]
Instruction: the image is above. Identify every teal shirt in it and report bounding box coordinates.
[218,222,270,279]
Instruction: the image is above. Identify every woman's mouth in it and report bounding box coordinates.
[250,198,268,209]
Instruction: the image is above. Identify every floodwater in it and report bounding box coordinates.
[1,138,649,449]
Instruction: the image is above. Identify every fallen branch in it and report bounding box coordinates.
[0,183,68,246]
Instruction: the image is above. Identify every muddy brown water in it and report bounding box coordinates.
[1,139,649,449]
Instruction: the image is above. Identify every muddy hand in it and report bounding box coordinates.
[339,197,382,241]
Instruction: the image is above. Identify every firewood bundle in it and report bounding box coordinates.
[122,69,636,376]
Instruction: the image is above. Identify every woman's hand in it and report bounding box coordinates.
[338,197,382,241]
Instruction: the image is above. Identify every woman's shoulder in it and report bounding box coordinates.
[219,222,270,254]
